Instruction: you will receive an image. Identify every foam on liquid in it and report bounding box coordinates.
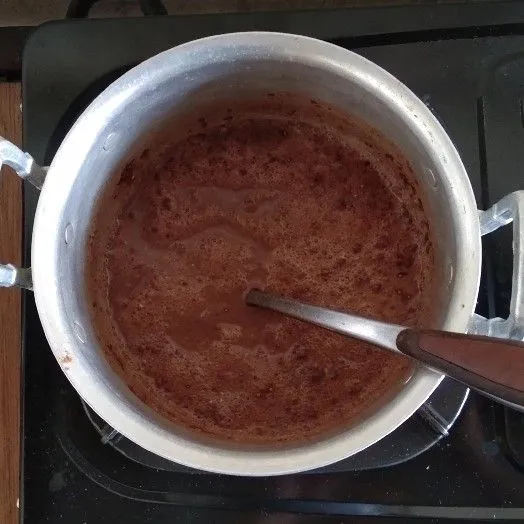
[86,94,436,445]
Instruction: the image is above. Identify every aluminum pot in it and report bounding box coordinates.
[1,33,523,476]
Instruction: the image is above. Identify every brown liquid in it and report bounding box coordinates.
[86,94,436,445]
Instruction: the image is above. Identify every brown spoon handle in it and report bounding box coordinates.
[246,290,524,410]
[397,329,524,408]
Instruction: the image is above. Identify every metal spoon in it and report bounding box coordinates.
[246,289,524,411]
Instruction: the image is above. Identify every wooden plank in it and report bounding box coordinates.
[0,83,22,524]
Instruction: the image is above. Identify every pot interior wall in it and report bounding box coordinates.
[54,53,459,451]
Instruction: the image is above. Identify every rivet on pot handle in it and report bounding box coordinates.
[0,136,46,290]
[470,191,524,342]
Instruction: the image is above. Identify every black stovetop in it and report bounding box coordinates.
[21,3,524,522]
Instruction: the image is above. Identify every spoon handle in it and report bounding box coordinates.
[246,290,524,409]
[397,329,524,409]
[246,289,404,352]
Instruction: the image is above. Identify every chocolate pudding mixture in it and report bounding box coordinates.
[87,94,436,445]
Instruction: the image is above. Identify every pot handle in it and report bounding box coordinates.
[0,137,47,189]
[0,136,46,290]
[470,190,524,342]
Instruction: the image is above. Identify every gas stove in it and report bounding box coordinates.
[21,3,524,522]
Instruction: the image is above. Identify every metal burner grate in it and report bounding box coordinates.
[82,379,469,473]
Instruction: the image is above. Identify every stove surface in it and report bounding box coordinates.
[22,4,524,522]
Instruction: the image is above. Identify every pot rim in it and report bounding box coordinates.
[31,32,481,475]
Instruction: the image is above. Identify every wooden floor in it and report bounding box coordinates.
[0,82,22,524]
